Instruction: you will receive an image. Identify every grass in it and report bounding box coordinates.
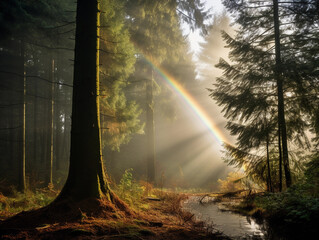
[0,184,230,239]
[0,170,232,239]
[0,188,57,220]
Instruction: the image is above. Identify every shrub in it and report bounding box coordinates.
[117,169,144,205]
[218,172,246,192]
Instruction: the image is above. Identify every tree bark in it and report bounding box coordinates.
[273,0,292,188]
[266,131,273,192]
[33,69,39,173]
[54,55,62,172]
[278,128,283,192]
[146,68,155,184]
[55,0,111,201]
[45,56,55,187]
[18,41,26,192]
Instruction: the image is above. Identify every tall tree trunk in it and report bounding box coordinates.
[273,0,292,188]
[9,78,15,171]
[266,132,273,192]
[146,68,155,184]
[33,73,39,175]
[18,41,26,192]
[56,0,110,201]
[45,56,55,187]
[278,128,283,192]
[54,98,61,172]
[54,55,62,172]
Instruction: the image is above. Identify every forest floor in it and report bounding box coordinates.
[0,190,230,240]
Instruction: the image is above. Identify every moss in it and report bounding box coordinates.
[0,190,57,218]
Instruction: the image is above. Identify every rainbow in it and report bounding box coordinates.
[142,57,228,146]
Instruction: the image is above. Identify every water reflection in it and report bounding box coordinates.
[183,196,269,239]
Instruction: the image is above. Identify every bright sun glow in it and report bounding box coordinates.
[186,0,224,53]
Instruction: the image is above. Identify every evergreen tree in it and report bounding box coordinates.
[282,0,319,145]
[0,0,75,191]
[99,0,143,152]
[198,12,233,81]
[209,0,312,190]
[126,0,210,184]
[55,0,112,201]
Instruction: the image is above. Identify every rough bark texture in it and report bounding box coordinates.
[273,0,292,188]
[55,0,110,201]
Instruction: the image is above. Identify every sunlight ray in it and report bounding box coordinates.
[140,56,228,146]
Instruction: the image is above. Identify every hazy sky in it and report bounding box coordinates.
[173,0,235,184]
[207,0,224,12]
[186,0,224,53]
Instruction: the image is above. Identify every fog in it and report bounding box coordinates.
[105,12,236,190]
[0,1,236,191]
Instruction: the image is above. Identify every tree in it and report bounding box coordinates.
[55,0,111,201]
[283,1,319,146]
[99,0,143,152]
[126,0,210,184]
[127,0,182,184]
[273,0,291,187]
[209,0,312,190]
[198,12,233,82]
[0,0,73,191]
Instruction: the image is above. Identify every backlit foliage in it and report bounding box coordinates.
[99,0,144,151]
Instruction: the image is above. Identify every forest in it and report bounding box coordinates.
[0,0,319,239]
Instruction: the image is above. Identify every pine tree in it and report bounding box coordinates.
[54,0,111,201]
[283,1,319,145]
[99,0,143,152]
[209,0,312,190]
[0,0,75,191]
[126,0,210,184]
[198,12,233,81]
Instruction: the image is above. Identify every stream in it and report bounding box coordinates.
[183,196,282,240]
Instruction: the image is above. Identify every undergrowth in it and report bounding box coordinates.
[114,169,147,211]
[0,171,228,239]
[113,169,195,224]
[257,154,319,226]
[232,154,319,238]
[0,188,57,219]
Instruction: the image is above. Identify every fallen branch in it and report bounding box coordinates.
[199,194,210,204]
[145,197,161,201]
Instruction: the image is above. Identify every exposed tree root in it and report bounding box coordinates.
[0,192,230,240]
[0,193,135,231]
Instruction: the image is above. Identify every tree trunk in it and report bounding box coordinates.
[54,55,62,172]
[146,68,155,184]
[33,71,39,174]
[55,0,110,201]
[266,132,273,192]
[273,0,292,188]
[45,56,55,187]
[54,99,60,171]
[278,128,283,192]
[18,41,26,192]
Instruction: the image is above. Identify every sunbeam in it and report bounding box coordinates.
[141,56,229,146]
